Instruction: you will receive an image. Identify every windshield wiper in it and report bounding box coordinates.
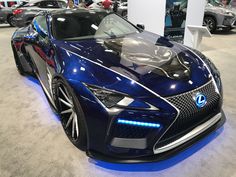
[103,31,117,38]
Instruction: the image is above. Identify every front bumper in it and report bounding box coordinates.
[217,15,236,29]
[87,111,225,163]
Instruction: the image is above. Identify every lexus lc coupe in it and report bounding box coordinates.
[11,9,225,163]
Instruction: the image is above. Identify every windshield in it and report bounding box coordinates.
[207,0,223,6]
[230,0,236,7]
[52,12,139,41]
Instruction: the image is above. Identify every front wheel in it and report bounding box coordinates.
[203,16,217,33]
[53,78,87,150]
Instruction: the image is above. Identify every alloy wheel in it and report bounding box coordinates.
[8,16,16,27]
[203,17,216,33]
[57,84,80,140]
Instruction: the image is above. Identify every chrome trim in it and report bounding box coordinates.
[153,112,222,154]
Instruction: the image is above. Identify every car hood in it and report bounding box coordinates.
[55,31,211,97]
[206,4,235,14]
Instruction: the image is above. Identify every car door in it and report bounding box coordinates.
[25,15,55,95]
[0,4,4,22]
[0,4,10,23]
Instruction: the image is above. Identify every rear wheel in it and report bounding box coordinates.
[122,10,127,19]
[203,16,217,33]
[12,45,26,76]
[53,78,87,150]
[8,15,15,27]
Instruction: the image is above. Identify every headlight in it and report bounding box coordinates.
[85,84,159,111]
[225,11,234,16]
[86,85,126,108]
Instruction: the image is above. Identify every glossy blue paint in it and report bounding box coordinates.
[11,10,224,162]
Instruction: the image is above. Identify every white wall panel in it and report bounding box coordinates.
[128,0,166,36]
[184,0,206,47]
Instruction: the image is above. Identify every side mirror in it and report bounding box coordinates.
[137,24,145,30]
[24,32,39,43]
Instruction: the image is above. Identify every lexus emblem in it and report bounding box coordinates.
[195,93,207,108]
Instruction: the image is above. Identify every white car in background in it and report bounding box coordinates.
[204,0,236,33]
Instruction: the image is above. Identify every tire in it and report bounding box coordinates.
[203,16,217,33]
[12,45,26,76]
[52,78,87,150]
[8,15,15,27]
[122,10,127,19]
[224,27,233,32]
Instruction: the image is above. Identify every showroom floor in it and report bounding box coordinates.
[0,24,236,177]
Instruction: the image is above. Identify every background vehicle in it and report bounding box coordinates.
[84,0,128,18]
[0,4,15,26]
[11,9,224,163]
[204,1,236,33]
[0,0,20,7]
[116,0,127,18]
[0,0,21,26]
[13,0,67,27]
[227,0,236,19]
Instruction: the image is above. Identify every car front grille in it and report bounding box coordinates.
[112,124,157,139]
[157,80,221,146]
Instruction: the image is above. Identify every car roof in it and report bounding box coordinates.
[27,0,67,5]
[49,8,108,16]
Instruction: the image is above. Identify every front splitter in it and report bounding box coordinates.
[86,111,226,164]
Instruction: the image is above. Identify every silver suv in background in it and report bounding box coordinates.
[204,0,236,33]
[13,0,67,27]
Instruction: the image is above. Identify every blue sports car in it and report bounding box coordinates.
[11,9,225,163]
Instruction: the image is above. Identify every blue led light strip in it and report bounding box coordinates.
[117,119,161,128]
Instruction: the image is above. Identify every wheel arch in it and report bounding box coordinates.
[51,74,90,149]
[204,14,218,24]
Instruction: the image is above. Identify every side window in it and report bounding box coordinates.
[0,1,5,7]
[38,1,61,8]
[7,1,17,7]
[33,16,48,38]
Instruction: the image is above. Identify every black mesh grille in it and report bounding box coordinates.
[158,80,221,145]
[112,124,156,139]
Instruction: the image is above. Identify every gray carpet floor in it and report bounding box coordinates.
[0,24,236,177]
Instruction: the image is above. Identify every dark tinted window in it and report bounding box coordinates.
[0,2,5,7]
[16,1,30,8]
[52,12,139,40]
[22,2,37,7]
[38,1,67,8]
[7,1,17,7]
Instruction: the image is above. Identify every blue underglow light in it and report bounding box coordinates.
[117,119,160,128]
